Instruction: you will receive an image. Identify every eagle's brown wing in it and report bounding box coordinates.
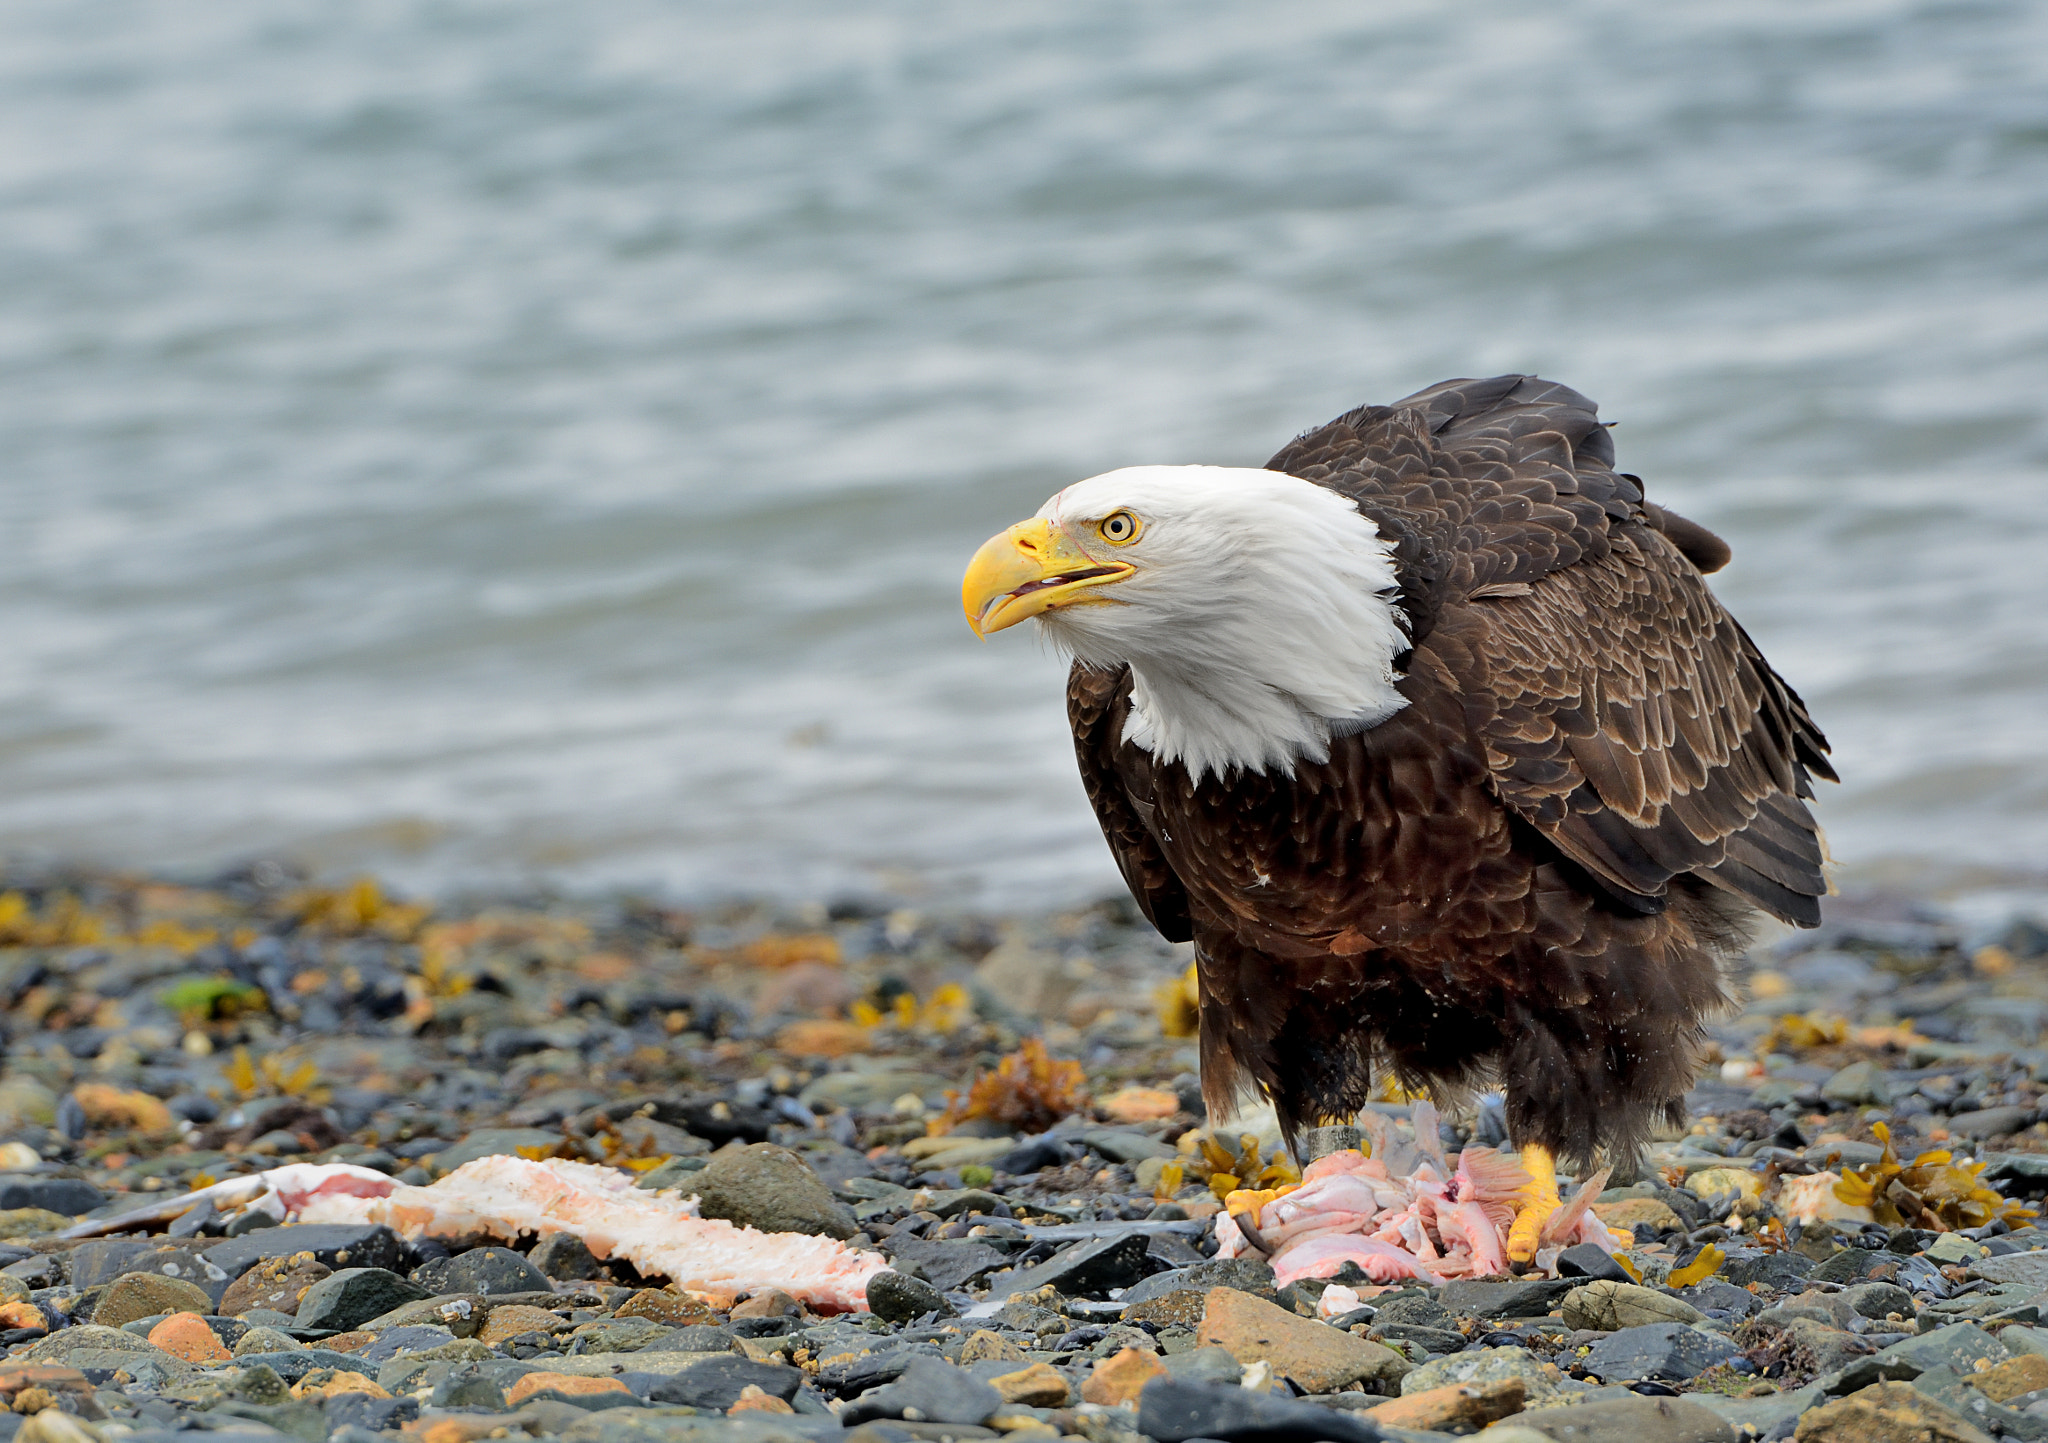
[1441,535,1833,925]
[1069,663,1193,942]
[1268,374,1834,926]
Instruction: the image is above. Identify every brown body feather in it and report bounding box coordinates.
[1068,375,1833,1164]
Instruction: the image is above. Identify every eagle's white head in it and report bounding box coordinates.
[962,465,1410,783]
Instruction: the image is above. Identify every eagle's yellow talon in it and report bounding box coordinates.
[1507,1144,1560,1266]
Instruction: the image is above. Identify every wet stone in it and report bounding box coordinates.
[219,1255,332,1318]
[1439,1277,1581,1320]
[839,1355,1001,1426]
[646,1356,807,1409]
[640,1324,740,1354]
[295,1268,430,1333]
[1795,1380,1994,1443]
[411,1246,551,1297]
[1579,1322,1740,1382]
[1722,1250,1816,1290]
[234,1326,306,1356]
[1121,1255,1276,1304]
[1197,1287,1410,1393]
[0,1178,103,1215]
[429,1364,508,1409]
[1841,1281,1916,1321]
[688,1143,858,1240]
[615,1289,722,1327]
[324,1392,420,1434]
[1557,1242,1633,1282]
[354,1324,457,1363]
[866,1270,955,1324]
[1562,1279,1704,1331]
[530,1233,605,1282]
[882,1237,1008,1292]
[568,1317,675,1354]
[205,1224,405,1285]
[1139,1375,1386,1443]
[66,1240,220,1295]
[1125,1289,1206,1328]
[1401,1346,1566,1406]
[995,1233,1155,1299]
[93,1272,213,1327]
[1516,1394,1739,1443]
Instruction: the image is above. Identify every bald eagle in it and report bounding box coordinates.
[962,376,1833,1260]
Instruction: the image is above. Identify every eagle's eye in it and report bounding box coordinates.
[1098,510,1141,545]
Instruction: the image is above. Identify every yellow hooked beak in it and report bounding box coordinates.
[961,518,1134,637]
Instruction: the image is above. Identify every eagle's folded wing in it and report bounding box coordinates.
[1447,528,1833,925]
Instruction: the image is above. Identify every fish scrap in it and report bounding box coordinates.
[1213,1104,1617,1285]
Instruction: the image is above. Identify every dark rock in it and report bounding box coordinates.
[1678,1280,1761,1318]
[1948,1105,2033,1138]
[867,1271,956,1324]
[429,1365,507,1409]
[1580,1323,1740,1382]
[640,1325,740,1353]
[567,1317,675,1354]
[729,1316,800,1339]
[1138,1375,1384,1443]
[1373,1292,1451,1329]
[581,1094,777,1149]
[994,1233,1155,1299]
[688,1143,858,1240]
[1162,1345,1245,1385]
[1721,1250,1815,1290]
[839,1356,1000,1426]
[231,1348,380,1383]
[356,1325,457,1364]
[1121,1256,1275,1304]
[1515,1393,1738,1442]
[410,1247,550,1297]
[1842,1281,1916,1321]
[529,1234,604,1282]
[66,1240,216,1293]
[295,1268,429,1332]
[883,1239,1008,1292]
[1439,1277,1580,1320]
[0,1177,104,1215]
[991,1136,1075,1175]
[2,1254,62,1289]
[1558,1243,1633,1283]
[324,1393,419,1434]
[647,1356,807,1409]
[1376,1323,1466,1354]
[916,1188,1009,1221]
[204,1224,405,1285]
[1870,1321,2007,1376]
[1812,1248,1899,1285]
[816,1343,945,1398]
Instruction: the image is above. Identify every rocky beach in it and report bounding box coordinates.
[5,864,2048,1443]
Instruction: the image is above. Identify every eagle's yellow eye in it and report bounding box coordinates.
[1099,510,1141,545]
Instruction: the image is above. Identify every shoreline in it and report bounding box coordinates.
[4,863,2048,1441]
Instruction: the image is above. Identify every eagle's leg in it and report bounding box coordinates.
[1505,1143,1561,1265]
[1299,1124,1363,1163]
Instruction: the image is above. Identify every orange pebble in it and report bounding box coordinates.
[728,1384,795,1415]
[503,1373,631,1407]
[0,1301,47,1334]
[1080,1347,1167,1407]
[147,1313,230,1364]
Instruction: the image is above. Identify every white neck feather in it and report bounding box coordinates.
[1033,466,1410,785]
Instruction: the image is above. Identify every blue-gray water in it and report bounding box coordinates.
[4,2,2047,907]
